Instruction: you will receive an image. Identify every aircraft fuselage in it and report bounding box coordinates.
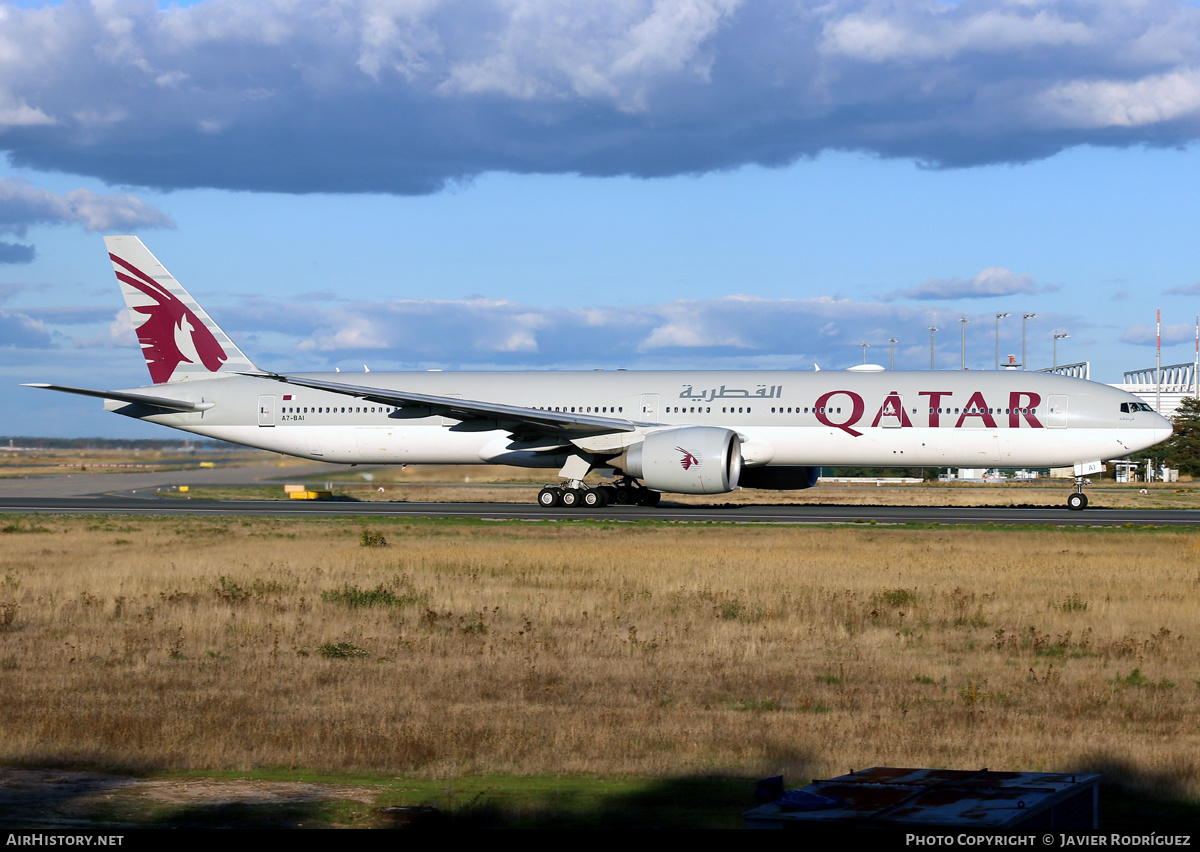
[108,368,1171,470]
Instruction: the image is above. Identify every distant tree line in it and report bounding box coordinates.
[1155,397,1200,477]
[1100,396,1200,478]
[0,437,240,451]
[824,467,932,479]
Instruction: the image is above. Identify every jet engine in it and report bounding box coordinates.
[617,427,742,494]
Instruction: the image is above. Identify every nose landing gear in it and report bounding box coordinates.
[1066,476,1090,511]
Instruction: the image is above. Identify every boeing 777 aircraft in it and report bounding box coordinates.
[26,237,1173,510]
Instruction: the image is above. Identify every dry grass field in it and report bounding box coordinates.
[0,447,287,479]
[1,513,1198,819]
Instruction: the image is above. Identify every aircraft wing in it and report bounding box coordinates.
[253,373,639,437]
[22,383,215,413]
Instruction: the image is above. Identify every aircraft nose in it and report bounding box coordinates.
[1153,412,1173,445]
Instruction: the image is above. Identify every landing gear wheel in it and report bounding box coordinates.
[537,487,561,507]
[611,486,634,505]
[1067,492,1088,511]
[581,489,607,508]
[560,488,582,508]
[637,489,661,507]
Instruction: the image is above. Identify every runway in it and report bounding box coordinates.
[2,463,1197,525]
[3,490,1199,526]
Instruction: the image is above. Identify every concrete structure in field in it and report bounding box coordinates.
[744,767,1100,830]
[1038,361,1090,381]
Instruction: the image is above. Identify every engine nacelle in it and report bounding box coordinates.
[737,465,821,490]
[619,427,742,494]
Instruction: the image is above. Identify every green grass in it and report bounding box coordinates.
[320,580,427,609]
[0,769,754,828]
[4,765,1195,829]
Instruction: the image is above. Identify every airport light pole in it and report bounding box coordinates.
[861,342,869,364]
[995,312,1009,370]
[959,318,969,370]
[1053,332,1069,370]
[889,338,897,371]
[1022,312,1036,370]
[929,327,938,370]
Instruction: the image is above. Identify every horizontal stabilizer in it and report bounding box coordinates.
[22,383,215,413]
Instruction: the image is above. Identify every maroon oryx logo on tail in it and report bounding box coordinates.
[111,253,227,383]
[676,447,700,470]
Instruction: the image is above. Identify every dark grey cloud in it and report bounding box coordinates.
[886,267,1053,301]
[0,1,1198,194]
[21,306,120,325]
[293,291,345,303]
[1165,281,1200,295]
[0,241,34,264]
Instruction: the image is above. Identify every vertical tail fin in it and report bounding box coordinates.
[105,236,259,384]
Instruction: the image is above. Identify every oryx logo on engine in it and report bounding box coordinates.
[676,447,701,470]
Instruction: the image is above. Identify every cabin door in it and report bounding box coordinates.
[640,394,660,424]
[879,394,904,428]
[257,395,275,427]
[1046,395,1068,428]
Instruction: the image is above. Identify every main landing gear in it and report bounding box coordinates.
[536,478,661,509]
[1066,476,1090,511]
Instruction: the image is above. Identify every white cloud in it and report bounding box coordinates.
[823,8,1093,63]
[8,285,1092,380]
[1120,322,1197,346]
[0,309,52,348]
[73,309,137,350]
[0,178,174,235]
[1039,69,1200,128]
[637,321,747,351]
[296,315,391,351]
[0,94,55,129]
[203,291,1031,372]
[439,0,738,110]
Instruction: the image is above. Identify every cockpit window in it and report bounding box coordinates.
[1121,402,1155,413]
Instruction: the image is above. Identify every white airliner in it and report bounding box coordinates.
[26,237,1172,510]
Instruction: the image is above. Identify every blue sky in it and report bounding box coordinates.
[2,0,1200,437]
